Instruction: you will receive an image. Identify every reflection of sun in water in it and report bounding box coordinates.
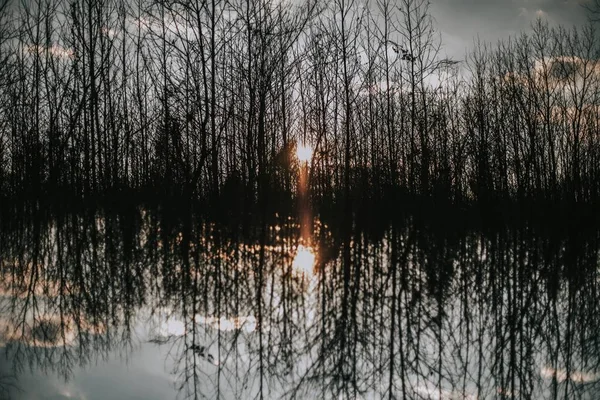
[296,143,313,163]
[292,244,316,276]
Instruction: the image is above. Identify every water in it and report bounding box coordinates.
[0,205,599,399]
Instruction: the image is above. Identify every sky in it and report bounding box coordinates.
[6,0,592,64]
[429,0,592,59]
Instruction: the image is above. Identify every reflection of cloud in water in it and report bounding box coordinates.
[158,318,186,337]
[0,265,78,299]
[57,385,88,400]
[3,317,76,348]
[412,381,478,400]
[540,366,600,384]
[0,313,105,348]
[155,314,261,339]
[195,316,256,333]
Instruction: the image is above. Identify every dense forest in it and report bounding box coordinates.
[1,0,600,209]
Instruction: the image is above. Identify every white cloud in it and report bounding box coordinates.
[518,7,528,17]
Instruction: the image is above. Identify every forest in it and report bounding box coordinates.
[3,1,600,399]
[1,0,600,212]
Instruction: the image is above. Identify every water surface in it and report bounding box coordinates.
[1,205,599,399]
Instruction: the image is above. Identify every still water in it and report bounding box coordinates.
[0,205,599,399]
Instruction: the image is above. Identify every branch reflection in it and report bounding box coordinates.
[0,206,599,399]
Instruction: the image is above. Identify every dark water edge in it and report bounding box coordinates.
[1,196,600,399]
[3,185,600,230]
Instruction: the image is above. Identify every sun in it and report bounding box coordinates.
[296,143,313,163]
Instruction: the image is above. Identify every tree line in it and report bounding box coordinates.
[1,0,600,207]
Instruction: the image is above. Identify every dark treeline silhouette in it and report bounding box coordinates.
[2,0,600,209]
[1,204,600,399]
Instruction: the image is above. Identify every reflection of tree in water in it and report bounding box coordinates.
[1,206,600,399]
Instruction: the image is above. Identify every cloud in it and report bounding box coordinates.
[518,7,528,17]
[517,7,549,20]
[430,0,587,59]
[25,45,73,59]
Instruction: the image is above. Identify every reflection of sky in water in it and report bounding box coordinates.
[2,340,178,400]
[0,305,180,399]
[1,210,600,399]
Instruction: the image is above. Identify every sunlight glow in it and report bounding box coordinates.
[292,244,316,276]
[296,143,313,163]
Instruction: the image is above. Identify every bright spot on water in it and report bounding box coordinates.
[292,244,316,275]
[296,143,313,163]
[162,319,186,336]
